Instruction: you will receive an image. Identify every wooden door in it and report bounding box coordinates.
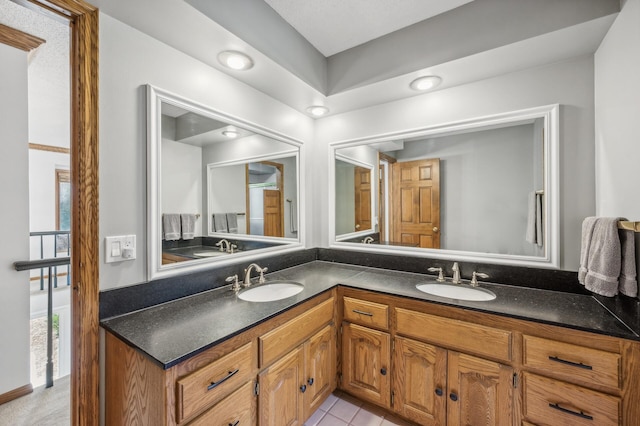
[393,337,447,426]
[354,166,372,232]
[304,324,336,417]
[259,346,305,426]
[263,189,283,237]
[341,322,391,408]
[391,159,440,248]
[447,352,513,426]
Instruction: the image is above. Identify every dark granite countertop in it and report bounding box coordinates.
[101,261,639,369]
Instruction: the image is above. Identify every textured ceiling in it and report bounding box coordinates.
[263,0,474,56]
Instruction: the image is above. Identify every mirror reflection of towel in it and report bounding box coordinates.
[181,214,196,240]
[226,213,238,234]
[526,192,543,247]
[163,214,181,241]
[213,214,228,233]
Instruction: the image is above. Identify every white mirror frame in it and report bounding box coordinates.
[206,151,299,239]
[147,84,305,280]
[334,154,376,241]
[328,104,560,268]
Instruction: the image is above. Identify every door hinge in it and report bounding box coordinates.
[392,338,395,351]
[338,373,342,384]
[254,381,260,396]
[512,373,518,388]
[391,391,395,407]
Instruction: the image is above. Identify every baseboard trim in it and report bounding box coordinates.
[0,383,33,405]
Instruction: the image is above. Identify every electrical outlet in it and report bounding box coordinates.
[105,235,136,263]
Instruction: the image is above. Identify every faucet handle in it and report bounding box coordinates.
[258,267,268,284]
[225,274,240,292]
[470,272,489,287]
[427,267,445,282]
[230,244,238,253]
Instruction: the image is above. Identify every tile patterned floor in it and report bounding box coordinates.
[305,391,415,426]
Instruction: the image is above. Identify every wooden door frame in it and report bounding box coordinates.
[28,1,99,424]
[0,2,98,423]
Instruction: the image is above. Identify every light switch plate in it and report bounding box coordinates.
[105,235,136,263]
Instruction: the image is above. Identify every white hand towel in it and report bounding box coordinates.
[618,228,638,297]
[180,214,196,240]
[163,214,181,241]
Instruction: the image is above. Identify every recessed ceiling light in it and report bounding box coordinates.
[222,129,239,138]
[218,51,254,70]
[306,105,329,117]
[409,75,442,91]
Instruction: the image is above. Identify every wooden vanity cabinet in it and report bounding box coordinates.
[259,324,336,425]
[338,287,640,426]
[340,295,391,408]
[105,290,337,426]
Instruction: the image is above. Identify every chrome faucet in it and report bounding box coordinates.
[243,263,268,286]
[215,239,230,252]
[215,239,237,253]
[362,236,374,244]
[451,262,462,284]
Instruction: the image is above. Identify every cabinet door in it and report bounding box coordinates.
[393,337,447,426]
[341,322,391,408]
[259,346,305,426]
[305,324,336,417]
[447,351,513,426]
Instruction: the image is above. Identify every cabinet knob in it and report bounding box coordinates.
[449,393,458,402]
[307,378,314,386]
[300,384,307,393]
[380,368,387,376]
[435,388,443,396]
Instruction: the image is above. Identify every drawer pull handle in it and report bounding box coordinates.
[549,403,594,421]
[229,422,239,426]
[207,368,239,391]
[435,388,443,397]
[352,309,374,317]
[548,356,593,370]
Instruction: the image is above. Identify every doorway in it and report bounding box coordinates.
[0,1,99,424]
[246,161,285,237]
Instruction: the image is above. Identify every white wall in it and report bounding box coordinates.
[0,43,31,396]
[316,55,596,271]
[594,0,640,272]
[595,0,640,217]
[99,13,314,290]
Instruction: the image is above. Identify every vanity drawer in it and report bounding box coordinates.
[187,380,256,426]
[259,297,334,367]
[395,308,512,362]
[523,373,620,426]
[523,335,621,390]
[177,342,255,423]
[343,296,389,330]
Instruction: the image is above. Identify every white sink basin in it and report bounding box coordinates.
[416,283,496,301]
[238,281,304,302]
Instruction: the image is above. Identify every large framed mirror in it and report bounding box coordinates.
[147,85,304,279]
[329,105,559,268]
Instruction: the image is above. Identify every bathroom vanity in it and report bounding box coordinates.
[102,261,640,425]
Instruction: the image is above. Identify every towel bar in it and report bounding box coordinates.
[618,221,640,232]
